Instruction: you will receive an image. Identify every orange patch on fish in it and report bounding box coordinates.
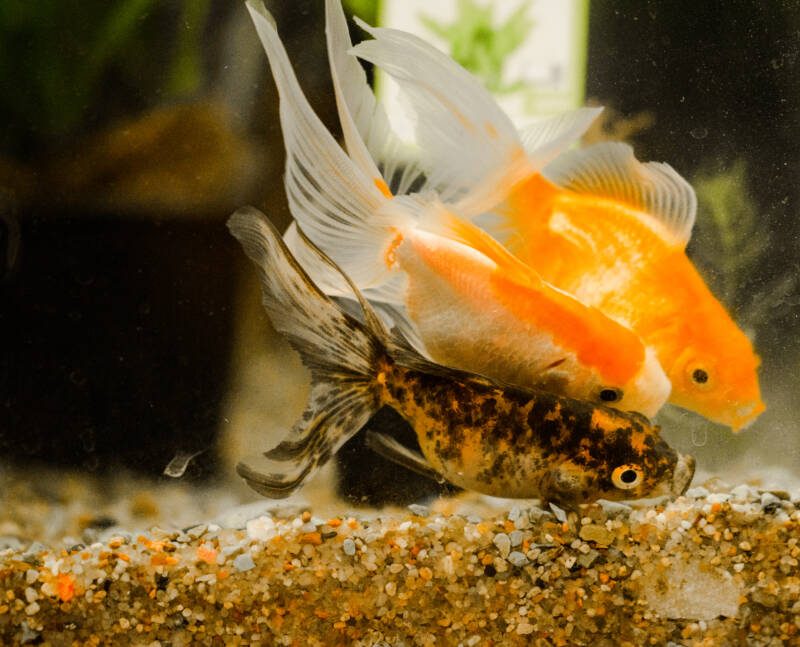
[374,177,392,198]
[590,409,622,432]
[384,230,404,268]
[492,273,644,386]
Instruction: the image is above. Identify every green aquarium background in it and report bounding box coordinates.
[0,0,797,500]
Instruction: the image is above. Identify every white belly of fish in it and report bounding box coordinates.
[398,230,601,397]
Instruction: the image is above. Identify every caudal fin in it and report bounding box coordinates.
[246,0,410,296]
[348,16,602,219]
[324,0,429,196]
[228,207,387,498]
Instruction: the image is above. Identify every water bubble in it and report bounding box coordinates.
[690,126,708,139]
[691,427,708,447]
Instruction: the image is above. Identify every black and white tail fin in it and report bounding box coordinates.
[227,207,388,498]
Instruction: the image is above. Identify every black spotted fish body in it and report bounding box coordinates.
[376,360,689,505]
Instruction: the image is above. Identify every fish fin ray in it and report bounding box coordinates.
[351,20,530,215]
[247,0,403,289]
[283,221,353,298]
[325,0,384,181]
[518,107,604,168]
[544,142,697,248]
[365,430,442,482]
[228,207,382,497]
[325,0,431,199]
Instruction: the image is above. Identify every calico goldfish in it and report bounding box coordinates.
[227,207,695,505]
[245,0,671,417]
[327,2,763,430]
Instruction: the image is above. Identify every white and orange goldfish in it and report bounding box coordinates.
[245,0,671,417]
[325,1,763,430]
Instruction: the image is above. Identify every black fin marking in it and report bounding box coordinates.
[228,207,386,498]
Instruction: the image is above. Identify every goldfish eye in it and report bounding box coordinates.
[686,362,715,391]
[597,387,623,403]
[611,465,643,490]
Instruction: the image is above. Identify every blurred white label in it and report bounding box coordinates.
[376,0,589,141]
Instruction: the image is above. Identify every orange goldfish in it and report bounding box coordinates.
[331,3,763,430]
[497,148,765,430]
[245,0,671,417]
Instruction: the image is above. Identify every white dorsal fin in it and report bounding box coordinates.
[519,107,604,165]
[350,19,531,215]
[543,142,697,248]
[325,0,430,197]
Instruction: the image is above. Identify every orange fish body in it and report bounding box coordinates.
[503,171,764,430]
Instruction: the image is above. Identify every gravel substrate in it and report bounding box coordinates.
[1,465,800,646]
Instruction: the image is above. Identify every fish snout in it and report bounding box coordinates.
[672,452,696,496]
[728,398,766,432]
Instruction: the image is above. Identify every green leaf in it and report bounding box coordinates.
[419,0,535,95]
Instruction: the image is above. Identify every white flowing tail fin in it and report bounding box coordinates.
[350,19,526,217]
[227,207,388,498]
[246,0,409,292]
[347,15,602,219]
[324,0,429,196]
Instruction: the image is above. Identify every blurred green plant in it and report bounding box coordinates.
[420,0,534,94]
[690,161,795,333]
[343,0,379,26]
[164,0,212,97]
[0,0,211,156]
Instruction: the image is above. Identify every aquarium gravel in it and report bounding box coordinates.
[1,468,800,646]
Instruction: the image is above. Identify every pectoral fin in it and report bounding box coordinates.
[365,430,443,482]
[419,202,544,290]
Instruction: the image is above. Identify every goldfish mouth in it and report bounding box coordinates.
[727,399,766,432]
